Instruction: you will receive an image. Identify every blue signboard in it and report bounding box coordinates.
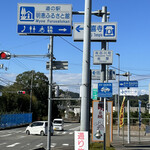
[119,81,138,88]
[98,83,112,97]
[17,4,72,36]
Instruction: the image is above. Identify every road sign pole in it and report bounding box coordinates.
[47,36,53,150]
[101,6,107,150]
[127,72,130,144]
[80,0,91,137]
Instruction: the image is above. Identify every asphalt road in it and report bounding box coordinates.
[0,122,80,150]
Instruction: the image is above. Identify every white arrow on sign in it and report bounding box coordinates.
[59,28,67,32]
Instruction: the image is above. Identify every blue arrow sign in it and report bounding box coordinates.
[76,25,84,32]
[119,81,138,88]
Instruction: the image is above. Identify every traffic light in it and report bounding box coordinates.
[0,51,11,59]
[17,91,26,94]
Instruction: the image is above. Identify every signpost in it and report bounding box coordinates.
[92,69,116,80]
[73,22,117,41]
[17,4,72,35]
[119,81,138,96]
[98,83,112,97]
[46,61,68,70]
[119,81,138,88]
[93,50,113,65]
[120,88,138,96]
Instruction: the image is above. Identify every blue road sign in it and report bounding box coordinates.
[98,83,112,98]
[17,4,72,36]
[119,81,138,88]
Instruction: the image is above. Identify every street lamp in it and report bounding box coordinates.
[116,53,120,136]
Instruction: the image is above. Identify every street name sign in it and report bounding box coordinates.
[93,50,113,65]
[73,22,117,42]
[92,70,101,80]
[46,61,68,70]
[119,81,138,88]
[120,88,138,96]
[17,3,72,36]
[92,69,116,80]
[98,83,112,97]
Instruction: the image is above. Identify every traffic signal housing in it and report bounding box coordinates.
[17,91,26,94]
[0,51,11,59]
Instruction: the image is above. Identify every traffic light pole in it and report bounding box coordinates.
[47,36,53,150]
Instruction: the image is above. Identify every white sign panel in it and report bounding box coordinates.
[92,69,116,80]
[17,3,72,35]
[73,22,117,41]
[120,88,139,96]
[92,70,101,80]
[93,50,113,65]
[74,131,88,150]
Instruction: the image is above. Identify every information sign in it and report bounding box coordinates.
[120,88,138,96]
[73,22,117,41]
[93,50,113,65]
[17,3,72,35]
[98,83,112,97]
[119,81,138,88]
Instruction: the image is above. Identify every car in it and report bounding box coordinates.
[53,119,64,131]
[25,121,54,136]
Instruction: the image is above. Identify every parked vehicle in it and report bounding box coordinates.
[25,121,54,136]
[53,119,64,131]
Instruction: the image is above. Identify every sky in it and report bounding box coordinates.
[0,0,150,96]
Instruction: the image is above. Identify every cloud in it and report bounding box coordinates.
[53,72,82,93]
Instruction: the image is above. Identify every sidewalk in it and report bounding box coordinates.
[111,133,150,150]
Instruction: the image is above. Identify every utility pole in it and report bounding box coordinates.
[47,36,53,150]
[101,6,107,150]
[80,0,91,134]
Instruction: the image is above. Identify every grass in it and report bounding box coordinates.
[90,142,115,150]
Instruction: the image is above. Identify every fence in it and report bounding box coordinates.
[113,118,150,135]
[0,113,32,129]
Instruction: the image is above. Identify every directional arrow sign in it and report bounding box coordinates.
[73,22,117,42]
[17,4,72,36]
[119,81,138,88]
[76,25,84,32]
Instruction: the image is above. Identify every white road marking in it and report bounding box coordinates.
[62,132,66,134]
[36,143,43,147]
[64,124,72,127]
[62,143,69,146]
[7,143,20,147]
[56,132,60,134]
[0,134,12,137]
[69,132,73,135]
[69,126,80,131]
[51,143,56,148]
